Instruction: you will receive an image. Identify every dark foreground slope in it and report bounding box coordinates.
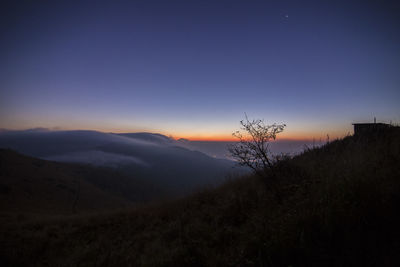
[0,149,163,216]
[1,128,400,266]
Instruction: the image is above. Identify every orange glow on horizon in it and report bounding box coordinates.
[168,123,349,142]
[6,124,348,143]
[173,132,343,142]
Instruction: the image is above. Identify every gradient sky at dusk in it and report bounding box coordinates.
[1,0,399,140]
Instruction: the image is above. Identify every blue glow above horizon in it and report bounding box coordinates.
[1,0,399,139]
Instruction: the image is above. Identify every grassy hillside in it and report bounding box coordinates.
[1,128,399,266]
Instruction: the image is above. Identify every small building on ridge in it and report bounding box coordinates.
[353,118,391,136]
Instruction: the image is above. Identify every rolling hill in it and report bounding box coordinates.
[0,130,237,194]
[0,149,163,215]
[1,127,399,266]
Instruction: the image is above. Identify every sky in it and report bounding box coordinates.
[1,0,399,141]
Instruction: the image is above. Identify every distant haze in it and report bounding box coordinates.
[0,130,244,195]
[178,140,325,160]
[0,128,323,160]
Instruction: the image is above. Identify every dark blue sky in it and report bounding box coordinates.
[1,0,399,140]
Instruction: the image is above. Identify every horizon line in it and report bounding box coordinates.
[0,127,341,142]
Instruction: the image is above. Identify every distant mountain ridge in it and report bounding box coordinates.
[117,132,175,145]
[0,130,236,195]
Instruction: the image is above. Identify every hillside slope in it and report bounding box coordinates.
[0,130,236,194]
[0,149,163,215]
[1,128,399,266]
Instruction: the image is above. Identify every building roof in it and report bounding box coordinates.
[352,123,389,125]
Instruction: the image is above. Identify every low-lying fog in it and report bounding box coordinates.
[0,129,324,195]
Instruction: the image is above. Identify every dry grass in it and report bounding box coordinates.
[1,127,400,266]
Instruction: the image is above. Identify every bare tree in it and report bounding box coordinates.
[229,115,286,176]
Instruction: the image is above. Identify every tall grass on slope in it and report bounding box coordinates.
[1,128,399,266]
